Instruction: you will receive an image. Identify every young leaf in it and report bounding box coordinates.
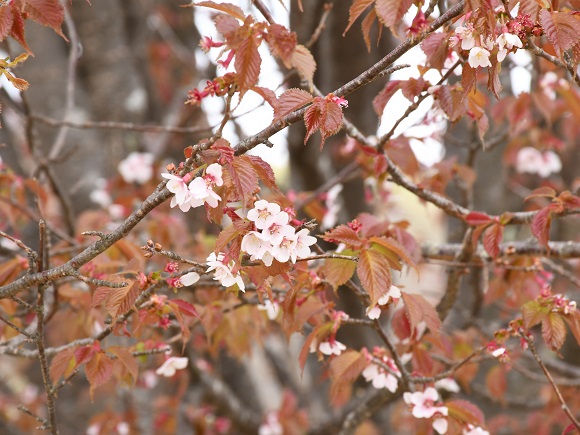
[421,32,449,71]
[105,281,141,319]
[521,300,549,329]
[189,1,246,21]
[542,312,566,351]
[401,292,442,342]
[234,33,261,96]
[274,88,313,121]
[303,96,343,149]
[227,155,260,204]
[361,8,378,52]
[15,0,65,39]
[85,351,114,401]
[49,347,77,383]
[375,0,414,33]
[368,236,417,272]
[291,44,316,88]
[357,248,393,307]
[343,0,375,35]
[482,223,503,259]
[321,257,357,290]
[323,225,364,249]
[265,23,297,67]
[540,10,580,56]
[247,155,285,198]
[107,346,138,386]
[563,311,580,347]
[465,211,493,226]
[372,80,401,118]
[531,206,552,248]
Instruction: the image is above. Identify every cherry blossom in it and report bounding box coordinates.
[180,271,200,286]
[454,24,475,50]
[321,184,343,229]
[496,32,523,62]
[118,152,154,184]
[206,252,245,291]
[259,412,283,435]
[433,418,449,435]
[270,228,298,263]
[366,285,401,319]
[262,212,291,245]
[310,339,346,356]
[404,387,448,419]
[292,229,317,262]
[155,356,188,377]
[464,425,490,435]
[468,47,492,68]
[515,147,562,178]
[435,377,460,393]
[361,362,400,393]
[188,163,224,208]
[257,299,280,320]
[162,173,194,212]
[247,200,282,229]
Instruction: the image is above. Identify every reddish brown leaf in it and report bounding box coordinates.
[461,64,478,98]
[421,32,449,70]
[357,248,393,307]
[321,257,357,290]
[542,312,567,351]
[214,13,240,43]
[265,23,297,67]
[485,365,507,404]
[291,44,316,88]
[540,10,580,55]
[392,307,412,342]
[531,206,552,248]
[74,342,100,366]
[329,350,366,381]
[170,298,200,319]
[400,77,426,102]
[0,7,14,41]
[563,311,580,347]
[369,236,417,272]
[9,8,30,52]
[234,33,261,96]
[401,292,442,342]
[482,223,503,259]
[85,352,114,401]
[525,186,557,201]
[375,0,414,33]
[372,80,401,117]
[228,155,259,205]
[251,86,279,113]
[487,60,502,100]
[216,224,243,253]
[447,400,485,427]
[107,346,138,386]
[0,257,27,286]
[343,0,375,35]
[49,347,76,383]
[361,8,378,52]
[247,155,285,198]
[15,0,65,38]
[304,96,344,149]
[465,211,493,226]
[189,1,246,21]
[322,225,364,249]
[274,88,313,121]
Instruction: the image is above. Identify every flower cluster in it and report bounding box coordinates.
[162,163,223,212]
[515,147,562,178]
[118,152,154,185]
[206,252,245,292]
[366,285,401,319]
[186,73,236,105]
[241,200,317,266]
[403,387,449,434]
[361,357,401,393]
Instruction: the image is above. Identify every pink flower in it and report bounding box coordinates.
[241,231,272,265]
[361,362,399,392]
[118,152,154,184]
[403,387,448,419]
[435,377,460,393]
[515,147,561,177]
[328,93,348,108]
[199,36,224,53]
[189,163,223,208]
[155,356,188,377]
[247,200,282,230]
[468,47,491,68]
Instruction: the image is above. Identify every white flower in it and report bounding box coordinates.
[516,147,562,177]
[435,377,460,393]
[366,285,401,319]
[206,252,245,291]
[189,163,223,208]
[316,340,346,356]
[403,387,448,419]
[464,425,490,435]
[262,212,291,245]
[468,47,491,68]
[491,347,506,357]
[455,25,476,50]
[118,152,154,184]
[362,362,399,393]
[89,178,112,208]
[155,356,188,377]
[247,200,282,230]
[271,229,298,263]
[162,173,196,212]
[258,299,280,320]
[292,229,317,262]
[242,231,272,263]
[496,33,522,62]
[180,271,200,286]
[433,417,448,434]
[259,412,283,435]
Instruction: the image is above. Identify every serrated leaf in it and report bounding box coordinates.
[531,206,552,248]
[252,85,279,113]
[525,186,557,201]
[421,32,449,70]
[49,347,77,383]
[265,23,296,67]
[487,60,502,100]
[107,346,138,386]
[105,282,141,319]
[291,44,315,88]
[343,0,374,35]
[228,155,259,205]
[400,77,426,102]
[85,352,114,401]
[540,10,580,55]
[15,0,65,38]
[329,350,366,381]
[303,96,343,149]
[189,1,245,21]
[361,8,378,52]
[323,225,363,248]
[482,223,503,259]
[321,257,357,290]
[542,312,566,351]
[235,33,261,96]
[401,292,442,342]
[368,236,417,272]
[357,248,392,306]
[0,8,14,41]
[214,13,240,42]
[372,80,401,117]
[247,155,285,198]
[274,88,313,121]
[375,0,414,33]
[446,400,485,426]
[216,224,242,252]
[74,343,100,366]
[521,300,549,329]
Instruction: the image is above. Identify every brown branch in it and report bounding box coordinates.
[521,331,580,431]
[306,3,333,49]
[251,0,275,24]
